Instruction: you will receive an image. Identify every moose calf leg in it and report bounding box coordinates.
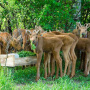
[51,54,55,77]
[44,53,50,79]
[54,51,63,78]
[36,52,42,81]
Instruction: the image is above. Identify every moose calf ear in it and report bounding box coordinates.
[36,30,41,34]
[17,35,22,41]
[76,26,80,29]
[13,38,17,42]
[84,23,89,29]
[33,30,37,33]
[76,22,81,27]
[26,30,32,35]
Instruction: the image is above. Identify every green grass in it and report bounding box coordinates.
[0,51,90,90]
[0,68,14,90]
[0,65,90,90]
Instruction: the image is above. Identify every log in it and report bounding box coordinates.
[15,56,37,66]
[0,53,37,67]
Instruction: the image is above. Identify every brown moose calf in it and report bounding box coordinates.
[0,32,22,54]
[51,31,78,77]
[30,36,63,81]
[43,33,75,78]
[12,29,33,50]
[76,38,90,76]
[30,31,75,78]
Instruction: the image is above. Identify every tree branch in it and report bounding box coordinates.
[74,2,86,19]
[0,3,5,9]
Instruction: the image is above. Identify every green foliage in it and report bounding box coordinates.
[30,41,36,50]
[81,0,90,24]
[0,0,82,33]
[18,51,36,57]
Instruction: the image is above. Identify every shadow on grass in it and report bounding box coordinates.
[10,64,90,85]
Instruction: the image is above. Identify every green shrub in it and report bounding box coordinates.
[18,51,36,57]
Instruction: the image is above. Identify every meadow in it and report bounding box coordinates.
[0,51,90,90]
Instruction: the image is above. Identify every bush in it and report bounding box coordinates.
[18,51,36,57]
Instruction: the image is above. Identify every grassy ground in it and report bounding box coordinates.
[0,51,90,90]
[0,62,90,90]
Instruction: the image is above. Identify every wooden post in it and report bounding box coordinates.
[7,67,15,76]
[0,45,1,54]
[0,45,1,64]
[2,67,15,76]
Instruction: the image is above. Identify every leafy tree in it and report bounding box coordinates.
[0,0,89,33]
[81,0,90,24]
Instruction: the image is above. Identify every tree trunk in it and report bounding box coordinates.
[73,0,81,21]
[0,20,2,31]
[65,21,68,32]
[0,24,1,31]
[7,19,12,35]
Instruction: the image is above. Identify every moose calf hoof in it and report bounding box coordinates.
[36,77,40,82]
[51,72,55,77]
[84,73,88,77]
[60,73,63,77]
[63,73,66,76]
[70,74,75,78]
[67,73,70,76]
[84,71,88,77]
[47,73,51,77]
[56,75,58,79]
[84,74,88,77]
[44,76,47,79]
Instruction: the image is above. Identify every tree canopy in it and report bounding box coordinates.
[0,0,90,33]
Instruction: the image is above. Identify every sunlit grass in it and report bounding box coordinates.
[0,53,90,90]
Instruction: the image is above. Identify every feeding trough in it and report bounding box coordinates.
[0,53,37,67]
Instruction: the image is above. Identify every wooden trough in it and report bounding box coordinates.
[0,53,37,74]
[0,53,37,67]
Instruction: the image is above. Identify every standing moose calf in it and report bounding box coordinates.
[76,38,90,76]
[38,32,75,78]
[30,35,64,81]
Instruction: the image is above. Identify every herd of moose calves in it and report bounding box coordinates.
[0,23,90,81]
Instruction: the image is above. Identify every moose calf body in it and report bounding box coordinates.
[0,32,22,54]
[51,31,78,77]
[30,36,63,81]
[38,32,75,78]
[76,38,90,76]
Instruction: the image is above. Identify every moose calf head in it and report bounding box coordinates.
[11,35,22,50]
[76,22,88,38]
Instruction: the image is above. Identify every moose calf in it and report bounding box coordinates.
[76,38,90,76]
[0,32,22,54]
[30,35,63,81]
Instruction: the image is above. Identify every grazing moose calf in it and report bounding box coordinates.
[30,35,63,81]
[12,29,33,50]
[0,32,22,54]
[12,26,44,51]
